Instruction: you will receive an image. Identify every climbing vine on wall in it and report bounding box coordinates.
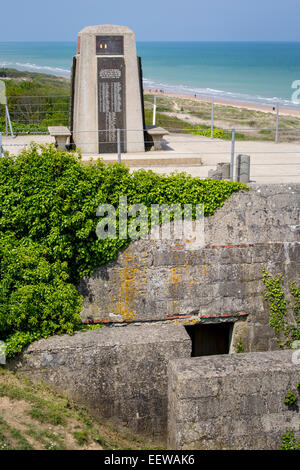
[262,268,300,349]
[0,144,247,358]
[281,383,300,450]
[262,271,300,449]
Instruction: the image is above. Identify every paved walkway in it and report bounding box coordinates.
[2,133,300,184]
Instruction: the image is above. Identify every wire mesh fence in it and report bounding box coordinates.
[1,93,300,143]
[144,93,300,143]
[0,93,300,183]
[1,127,300,185]
[0,94,71,132]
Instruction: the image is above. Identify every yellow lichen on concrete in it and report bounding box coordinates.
[114,252,139,322]
[169,265,183,315]
[170,267,181,294]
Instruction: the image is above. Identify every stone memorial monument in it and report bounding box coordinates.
[71,25,146,154]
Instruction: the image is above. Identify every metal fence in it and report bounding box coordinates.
[1,94,300,144]
[146,94,300,144]
[0,94,70,134]
[1,93,300,184]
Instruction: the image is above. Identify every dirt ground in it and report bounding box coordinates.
[0,368,161,451]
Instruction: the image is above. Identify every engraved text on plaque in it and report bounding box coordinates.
[97,57,126,153]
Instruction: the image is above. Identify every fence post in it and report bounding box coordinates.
[152,96,157,126]
[230,129,235,181]
[5,97,8,136]
[5,98,14,138]
[211,98,214,138]
[117,129,121,164]
[275,103,279,144]
[236,154,251,183]
[0,132,3,157]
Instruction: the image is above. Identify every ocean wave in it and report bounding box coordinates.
[0,60,298,109]
[143,78,300,109]
[0,61,70,77]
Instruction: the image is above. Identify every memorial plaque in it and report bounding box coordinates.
[96,36,124,55]
[97,57,126,153]
[72,25,145,154]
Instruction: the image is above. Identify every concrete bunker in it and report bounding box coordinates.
[8,185,299,448]
[79,184,300,356]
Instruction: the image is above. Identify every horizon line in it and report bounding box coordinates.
[1,39,300,43]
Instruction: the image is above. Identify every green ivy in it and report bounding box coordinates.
[0,144,247,357]
[281,429,300,450]
[281,385,300,450]
[262,268,300,348]
[236,339,245,353]
[284,391,297,406]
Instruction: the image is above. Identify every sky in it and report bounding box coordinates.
[1,0,300,42]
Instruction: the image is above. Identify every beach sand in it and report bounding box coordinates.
[144,88,300,118]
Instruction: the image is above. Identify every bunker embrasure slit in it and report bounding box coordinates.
[185,322,233,357]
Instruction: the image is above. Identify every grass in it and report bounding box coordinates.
[0,68,70,133]
[1,68,299,142]
[0,367,163,450]
[144,108,257,141]
[0,416,33,450]
[144,93,300,142]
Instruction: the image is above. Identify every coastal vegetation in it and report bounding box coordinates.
[143,93,300,142]
[1,68,300,142]
[0,68,70,132]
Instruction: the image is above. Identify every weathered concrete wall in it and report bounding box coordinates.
[79,184,300,352]
[168,350,300,450]
[10,325,191,442]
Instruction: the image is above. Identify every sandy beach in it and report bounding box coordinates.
[144,88,300,118]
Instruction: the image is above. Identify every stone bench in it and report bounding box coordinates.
[146,125,169,151]
[48,126,71,150]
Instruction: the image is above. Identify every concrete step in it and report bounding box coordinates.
[85,156,203,166]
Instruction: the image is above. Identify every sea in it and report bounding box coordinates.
[0,41,300,109]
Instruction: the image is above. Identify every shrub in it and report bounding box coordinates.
[0,235,82,357]
[0,144,247,356]
[190,125,225,139]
